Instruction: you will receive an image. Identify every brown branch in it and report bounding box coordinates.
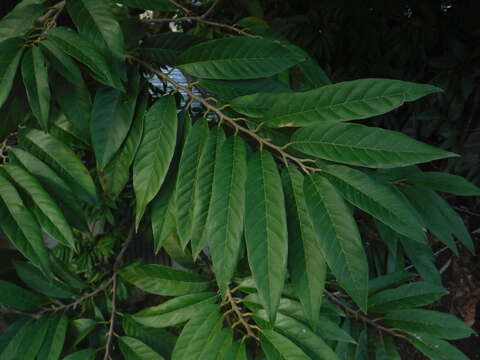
[169,0,192,16]
[103,274,118,360]
[35,1,65,26]
[225,288,259,340]
[132,58,320,174]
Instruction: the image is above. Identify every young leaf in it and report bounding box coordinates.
[207,136,247,293]
[0,37,24,108]
[119,263,211,296]
[178,37,305,80]
[36,313,69,360]
[322,165,425,243]
[133,96,177,229]
[304,174,368,311]
[0,280,44,311]
[119,337,165,360]
[245,151,288,323]
[405,171,480,196]
[281,166,326,330]
[261,329,311,359]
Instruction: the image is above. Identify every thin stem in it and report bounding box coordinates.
[132,58,320,174]
[169,0,192,15]
[35,1,65,25]
[103,275,117,360]
[201,0,222,19]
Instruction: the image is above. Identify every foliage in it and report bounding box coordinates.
[0,0,478,359]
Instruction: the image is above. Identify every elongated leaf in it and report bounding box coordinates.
[20,129,98,205]
[47,27,119,89]
[375,336,400,360]
[224,342,248,360]
[199,78,291,100]
[62,349,96,360]
[9,316,49,360]
[408,335,469,360]
[66,0,126,85]
[406,171,480,196]
[3,164,76,249]
[291,122,456,168]
[91,76,139,168]
[281,167,326,329]
[151,180,176,253]
[119,263,210,296]
[368,271,415,295]
[245,151,288,322]
[322,165,425,243]
[133,96,177,228]
[0,280,44,311]
[21,47,50,130]
[71,319,96,347]
[39,40,84,85]
[261,330,311,359]
[116,0,175,11]
[232,78,440,127]
[298,57,331,89]
[132,292,218,328]
[368,282,446,313]
[0,37,24,108]
[304,174,368,311]
[0,174,50,274]
[178,37,305,80]
[0,1,46,43]
[141,33,201,65]
[207,136,247,292]
[37,313,69,360]
[119,337,165,360]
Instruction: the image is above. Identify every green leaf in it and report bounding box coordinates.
[3,164,76,249]
[91,78,139,168]
[407,335,469,360]
[151,180,176,253]
[231,78,439,127]
[0,319,29,353]
[3,316,50,360]
[375,336,400,360]
[368,271,415,295]
[384,309,474,340]
[0,280,44,311]
[66,0,126,85]
[115,0,175,11]
[132,292,218,328]
[0,174,51,275]
[14,261,73,299]
[0,0,45,42]
[178,37,305,80]
[140,33,201,65]
[133,96,177,229]
[0,37,24,108]
[297,57,331,88]
[368,282,447,313]
[71,319,96,347]
[47,27,119,89]
[261,329,311,359]
[292,122,456,168]
[224,342,248,360]
[20,129,98,205]
[50,255,87,291]
[39,40,84,85]
[119,263,210,296]
[405,171,480,196]
[199,78,291,101]
[37,313,69,360]
[62,349,97,360]
[207,136,247,292]
[281,167,326,330]
[245,151,288,323]
[119,337,165,360]
[21,46,50,130]
[322,165,425,243]
[304,174,368,311]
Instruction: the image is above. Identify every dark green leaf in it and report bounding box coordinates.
[368,271,415,295]
[0,280,44,311]
[62,349,97,360]
[199,78,291,100]
[151,180,176,253]
[405,171,480,196]
[141,33,201,65]
[39,40,84,85]
[37,313,69,360]
[408,335,469,360]
[0,37,24,108]
[0,0,46,42]
[261,329,311,359]
[119,337,165,360]
[375,336,400,360]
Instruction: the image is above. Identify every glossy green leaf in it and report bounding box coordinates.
[0,37,24,108]
[20,129,98,205]
[119,263,210,296]
[322,165,425,243]
[368,282,446,313]
[37,313,69,360]
[39,40,84,85]
[62,349,97,360]
[292,122,457,168]
[199,78,291,100]
[178,37,305,80]
[119,337,165,360]
[141,33,201,65]
[0,280,44,311]
[408,335,469,360]
[406,171,480,196]
[133,96,177,229]
[3,164,76,249]
[245,151,288,323]
[304,174,368,311]
[207,136,247,292]
[261,329,311,359]
[0,1,46,43]
[132,292,218,328]
[66,0,126,85]
[116,0,175,11]
[281,167,326,329]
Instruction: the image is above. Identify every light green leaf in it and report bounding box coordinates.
[133,96,177,229]
[37,313,69,360]
[0,280,44,311]
[405,171,480,196]
[408,335,469,360]
[304,174,368,311]
[20,129,98,205]
[115,0,175,11]
[199,78,291,100]
[261,329,311,359]
[119,337,165,360]
[207,136,247,293]
[292,122,456,168]
[0,37,24,108]
[368,282,446,313]
[245,151,288,323]
[132,292,218,328]
[178,37,305,80]
[62,349,96,360]
[322,165,425,243]
[39,40,84,85]
[281,167,326,330]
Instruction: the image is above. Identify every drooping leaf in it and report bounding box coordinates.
[261,329,311,359]
[405,171,480,196]
[291,122,456,168]
[207,136,247,293]
[151,180,176,253]
[224,341,248,360]
[71,319,96,348]
[132,292,218,328]
[177,37,305,80]
[36,313,69,360]
[304,174,368,311]
[0,37,24,108]
[0,280,44,311]
[133,96,177,229]
[39,40,84,85]
[231,78,440,127]
[281,166,326,329]
[0,0,46,43]
[245,151,288,323]
[119,337,165,360]
[322,165,425,243]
